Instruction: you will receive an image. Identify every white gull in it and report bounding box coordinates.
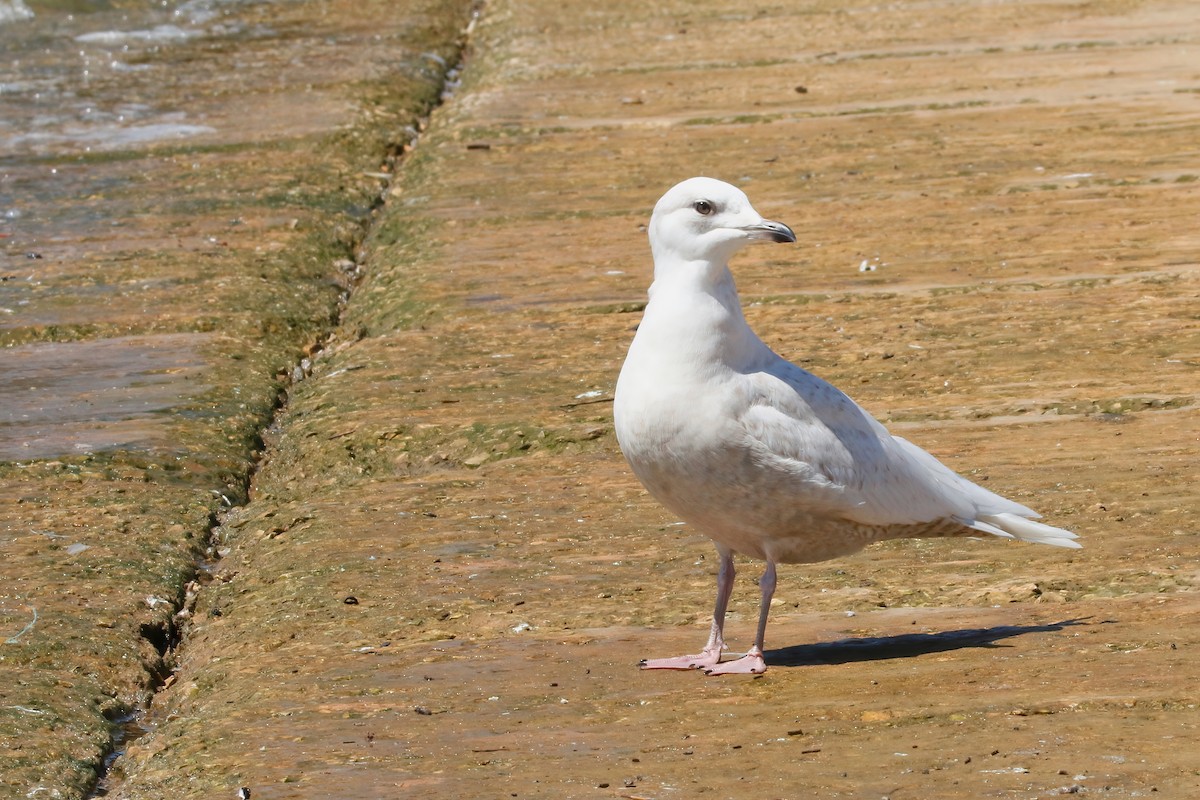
[613,177,1080,676]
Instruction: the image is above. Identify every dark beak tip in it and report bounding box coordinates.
[767,226,797,244]
[748,219,797,244]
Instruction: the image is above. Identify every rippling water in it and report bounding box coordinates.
[0,0,237,246]
[0,1,229,158]
[0,1,247,459]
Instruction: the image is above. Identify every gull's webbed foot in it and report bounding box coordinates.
[703,650,767,676]
[639,647,723,671]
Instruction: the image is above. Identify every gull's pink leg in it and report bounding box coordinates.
[640,547,735,670]
[705,560,776,675]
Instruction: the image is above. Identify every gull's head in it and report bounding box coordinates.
[648,177,795,270]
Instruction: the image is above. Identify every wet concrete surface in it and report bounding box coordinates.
[0,333,212,460]
[4,0,1200,797]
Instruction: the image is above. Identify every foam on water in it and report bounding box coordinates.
[5,118,217,151]
[0,0,33,26]
[75,23,199,44]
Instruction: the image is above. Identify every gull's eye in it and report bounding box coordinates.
[693,200,714,216]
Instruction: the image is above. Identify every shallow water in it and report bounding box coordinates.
[0,1,225,158]
[0,0,231,240]
[0,0,253,459]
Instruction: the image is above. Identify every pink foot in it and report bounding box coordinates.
[704,652,767,676]
[640,649,722,671]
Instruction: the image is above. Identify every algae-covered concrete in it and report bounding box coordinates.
[0,0,475,797]
[7,0,1200,797]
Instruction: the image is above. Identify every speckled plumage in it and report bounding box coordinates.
[614,177,1080,675]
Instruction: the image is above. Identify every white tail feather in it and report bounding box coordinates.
[977,513,1081,549]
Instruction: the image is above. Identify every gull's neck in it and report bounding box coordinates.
[640,257,765,369]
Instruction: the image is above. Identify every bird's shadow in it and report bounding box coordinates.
[765,617,1098,668]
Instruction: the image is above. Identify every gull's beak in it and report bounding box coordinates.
[742,219,796,244]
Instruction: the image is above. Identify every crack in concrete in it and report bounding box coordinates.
[80,6,484,798]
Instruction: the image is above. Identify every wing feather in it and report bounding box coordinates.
[738,357,1032,527]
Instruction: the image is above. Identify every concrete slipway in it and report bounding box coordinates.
[2,0,1198,798]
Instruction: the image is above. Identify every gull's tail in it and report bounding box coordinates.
[972,513,1082,549]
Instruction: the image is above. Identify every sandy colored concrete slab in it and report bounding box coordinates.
[100,0,1200,798]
